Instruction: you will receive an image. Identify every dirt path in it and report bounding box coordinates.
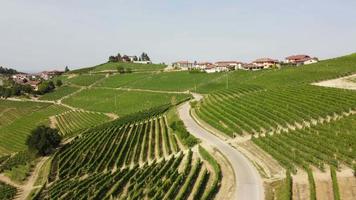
[0,157,49,200]
[312,73,356,90]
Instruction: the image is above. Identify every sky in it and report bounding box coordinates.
[1,0,356,73]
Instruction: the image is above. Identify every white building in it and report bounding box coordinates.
[172,61,194,70]
[252,58,279,69]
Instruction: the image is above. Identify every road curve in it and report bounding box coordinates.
[178,101,264,200]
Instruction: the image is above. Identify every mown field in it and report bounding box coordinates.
[62,88,191,115]
[37,109,221,200]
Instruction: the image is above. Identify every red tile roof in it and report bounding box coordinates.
[253,58,279,63]
[285,55,311,60]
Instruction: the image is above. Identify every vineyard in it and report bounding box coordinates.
[54,110,111,136]
[95,71,225,92]
[195,85,356,137]
[252,113,356,173]
[66,74,105,86]
[62,88,191,115]
[0,181,17,200]
[91,62,166,73]
[0,103,69,155]
[39,86,79,101]
[38,110,221,199]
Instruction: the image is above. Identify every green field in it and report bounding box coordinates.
[67,74,105,86]
[96,71,225,92]
[39,86,79,101]
[62,88,191,115]
[92,62,166,72]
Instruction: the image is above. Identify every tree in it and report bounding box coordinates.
[56,79,63,87]
[37,81,55,94]
[64,66,70,73]
[48,81,55,90]
[109,56,118,62]
[126,68,133,73]
[117,53,122,61]
[117,66,125,74]
[140,52,150,61]
[26,126,61,156]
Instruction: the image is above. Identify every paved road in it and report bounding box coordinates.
[178,101,264,200]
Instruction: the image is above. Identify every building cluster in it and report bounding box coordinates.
[172,54,319,73]
[11,70,63,90]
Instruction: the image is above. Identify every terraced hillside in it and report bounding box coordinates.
[0,102,69,155]
[38,111,221,200]
[39,86,79,101]
[54,110,111,136]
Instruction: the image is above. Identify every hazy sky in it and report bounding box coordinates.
[1,0,356,72]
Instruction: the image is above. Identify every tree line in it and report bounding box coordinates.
[108,52,151,63]
[0,66,18,75]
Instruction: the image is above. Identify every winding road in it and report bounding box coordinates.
[178,97,264,200]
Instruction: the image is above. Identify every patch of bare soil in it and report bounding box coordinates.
[105,113,119,120]
[49,116,57,129]
[313,168,333,200]
[206,146,235,200]
[312,73,356,90]
[231,141,284,180]
[292,170,310,200]
[337,168,356,200]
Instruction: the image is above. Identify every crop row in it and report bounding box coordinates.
[0,181,17,200]
[196,85,356,137]
[51,115,182,178]
[40,150,219,200]
[55,110,110,136]
[252,114,356,173]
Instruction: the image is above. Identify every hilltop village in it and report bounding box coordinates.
[172,54,319,73]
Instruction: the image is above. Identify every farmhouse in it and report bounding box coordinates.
[40,70,63,80]
[172,61,194,70]
[242,63,264,71]
[215,61,242,70]
[204,64,218,73]
[195,62,213,70]
[252,58,279,69]
[285,54,319,65]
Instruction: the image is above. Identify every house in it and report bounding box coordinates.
[40,70,63,80]
[204,64,218,73]
[195,62,213,70]
[11,73,28,80]
[133,60,152,64]
[28,80,41,91]
[172,61,194,70]
[252,58,279,69]
[215,61,242,70]
[241,63,264,71]
[285,55,319,65]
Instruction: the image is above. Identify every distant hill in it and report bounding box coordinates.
[0,66,18,75]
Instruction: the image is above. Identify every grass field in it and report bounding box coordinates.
[62,88,191,115]
[39,86,79,101]
[96,71,225,92]
[67,74,105,86]
[91,62,166,72]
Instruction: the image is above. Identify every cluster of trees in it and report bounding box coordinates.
[108,52,151,63]
[0,66,18,75]
[26,126,61,156]
[0,79,63,98]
